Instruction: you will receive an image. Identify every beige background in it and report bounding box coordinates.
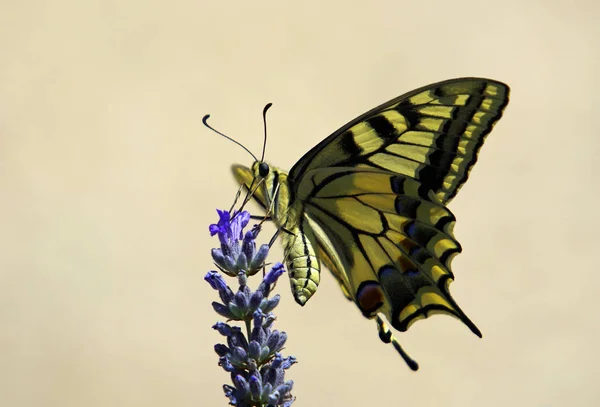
[1,1,599,406]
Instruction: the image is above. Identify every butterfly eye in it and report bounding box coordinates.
[258,162,270,177]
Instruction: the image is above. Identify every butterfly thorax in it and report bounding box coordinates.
[251,161,321,305]
[250,161,295,228]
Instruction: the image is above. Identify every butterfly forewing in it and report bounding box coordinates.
[289,78,509,204]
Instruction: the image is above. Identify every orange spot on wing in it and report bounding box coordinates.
[356,281,385,317]
[398,255,418,274]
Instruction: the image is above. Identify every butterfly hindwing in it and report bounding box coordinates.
[296,167,480,336]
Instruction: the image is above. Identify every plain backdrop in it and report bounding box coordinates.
[1,1,599,406]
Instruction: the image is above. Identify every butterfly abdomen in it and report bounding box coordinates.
[280,218,321,306]
[258,163,322,306]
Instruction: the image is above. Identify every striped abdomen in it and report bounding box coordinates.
[280,215,321,305]
[258,162,322,306]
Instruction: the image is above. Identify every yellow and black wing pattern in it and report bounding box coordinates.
[297,167,476,370]
[290,78,509,204]
[232,78,509,370]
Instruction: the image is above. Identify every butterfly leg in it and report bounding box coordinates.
[228,183,245,214]
[233,176,267,216]
[250,215,272,220]
[376,315,419,371]
[230,181,267,223]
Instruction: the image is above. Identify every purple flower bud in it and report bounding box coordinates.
[249,374,262,398]
[247,340,261,360]
[281,356,297,370]
[226,328,248,350]
[275,381,293,395]
[204,271,234,303]
[252,308,264,326]
[261,382,273,400]
[250,244,269,269]
[262,294,280,313]
[222,255,237,275]
[270,353,283,370]
[249,290,264,310]
[213,322,234,337]
[235,251,248,271]
[264,262,285,285]
[212,302,236,319]
[259,346,271,363]
[233,374,249,392]
[218,356,235,372]
[275,332,288,352]
[233,291,249,310]
[242,231,256,260]
[214,344,229,357]
[251,326,267,348]
[231,346,247,362]
[223,384,235,398]
[210,247,224,263]
[266,331,281,351]
[262,312,277,328]
[250,223,261,237]
[267,391,281,404]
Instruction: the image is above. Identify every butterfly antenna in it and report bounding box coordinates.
[376,316,419,371]
[260,103,273,162]
[202,114,258,162]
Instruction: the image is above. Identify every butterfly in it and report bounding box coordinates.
[227,78,509,370]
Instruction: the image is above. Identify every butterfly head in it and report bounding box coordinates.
[248,161,271,189]
[257,161,270,178]
[249,160,279,204]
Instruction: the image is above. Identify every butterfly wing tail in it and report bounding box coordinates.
[376,315,419,371]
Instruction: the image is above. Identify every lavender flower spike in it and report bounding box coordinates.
[206,209,296,406]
